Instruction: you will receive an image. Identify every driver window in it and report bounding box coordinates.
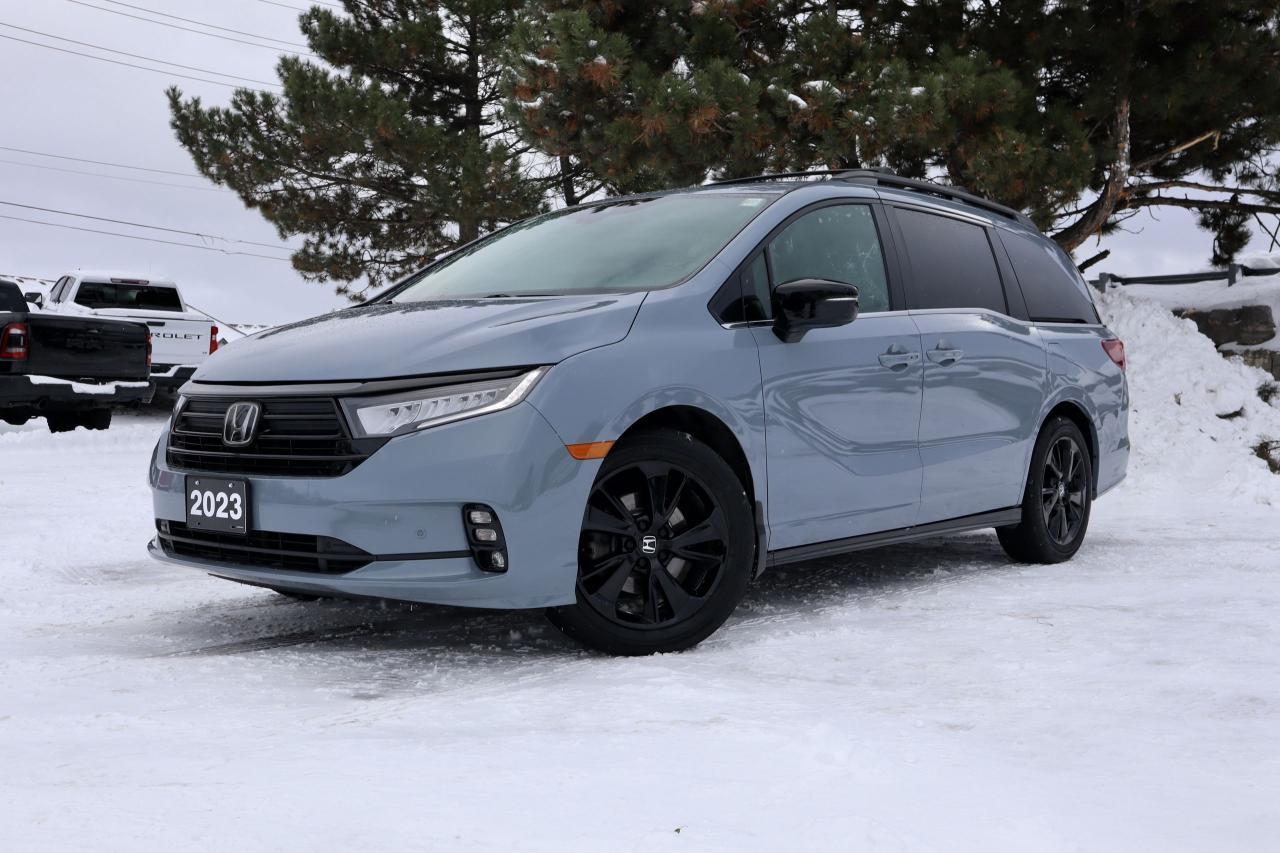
[767,204,890,315]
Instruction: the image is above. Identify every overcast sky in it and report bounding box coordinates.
[0,0,1274,327]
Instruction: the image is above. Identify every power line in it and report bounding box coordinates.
[0,22,282,88]
[0,145,207,179]
[257,0,345,10]
[0,158,229,193]
[66,0,315,57]
[0,32,273,91]
[0,199,292,252]
[0,214,293,262]
[94,0,312,48]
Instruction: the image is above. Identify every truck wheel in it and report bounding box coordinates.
[547,430,756,656]
[2,413,30,426]
[83,409,112,430]
[46,414,78,433]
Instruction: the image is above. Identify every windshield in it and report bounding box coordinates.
[390,193,774,302]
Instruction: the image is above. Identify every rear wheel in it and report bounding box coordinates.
[83,409,112,431]
[997,417,1092,563]
[547,431,755,655]
[45,413,77,433]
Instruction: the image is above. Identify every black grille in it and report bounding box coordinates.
[157,520,371,574]
[167,396,386,477]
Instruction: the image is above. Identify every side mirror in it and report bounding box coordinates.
[772,278,859,343]
[23,292,44,308]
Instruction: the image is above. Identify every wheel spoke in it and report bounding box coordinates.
[669,514,724,561]
[595,486,639,535]
[580,552,628,584]
[582,503,634,538]
[590,555,636,606]
[652,564,695,618]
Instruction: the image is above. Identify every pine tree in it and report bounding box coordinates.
[169,0,547,296]
[509,0,1280,263]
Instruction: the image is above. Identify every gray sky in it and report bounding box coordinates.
[0,1,1274,327]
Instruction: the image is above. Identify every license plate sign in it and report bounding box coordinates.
[185,476,249,534]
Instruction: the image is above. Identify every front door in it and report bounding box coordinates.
[752,203,925,551]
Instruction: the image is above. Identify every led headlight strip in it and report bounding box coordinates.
[342,366,548,438]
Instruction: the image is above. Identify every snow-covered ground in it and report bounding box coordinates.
[2,290,1279,852]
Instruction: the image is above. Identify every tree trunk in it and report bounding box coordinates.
[1054,95,1131,253]
[559,154,579,206]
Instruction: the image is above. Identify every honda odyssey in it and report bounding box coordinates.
[148,170,1129,655]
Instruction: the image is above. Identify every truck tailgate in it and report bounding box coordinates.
[91,308,210,366]
[27,315,150,381]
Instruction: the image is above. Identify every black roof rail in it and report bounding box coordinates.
[708,167,1033,226]
[708,170,855,186]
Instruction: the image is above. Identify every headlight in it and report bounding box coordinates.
[342,367,548,438]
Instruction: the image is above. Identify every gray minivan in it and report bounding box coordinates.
[148,170,1129,655]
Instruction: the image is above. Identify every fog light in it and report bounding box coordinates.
[462,503,507,573]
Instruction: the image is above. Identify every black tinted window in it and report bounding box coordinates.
[896,208,1006,313]
[75,282,183,311]
[0,281,28,312]
[768,204,890,313]
[1001,230,1099,323]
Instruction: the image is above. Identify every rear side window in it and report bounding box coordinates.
[1000,230,1100,323]
[895,208,1006,313]
[75,282,183,312]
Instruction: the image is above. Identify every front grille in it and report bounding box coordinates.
[167,396,387,477]
[157,520,371,574]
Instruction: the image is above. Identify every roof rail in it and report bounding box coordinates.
[708,167,1032,226]
[708,170,854,186]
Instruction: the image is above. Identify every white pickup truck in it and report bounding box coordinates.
[34,272,219,394]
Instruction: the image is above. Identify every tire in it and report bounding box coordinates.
[547,430,756,655]
[997,416,1093,563]
[83,409,112,431]
[46,413,78,433]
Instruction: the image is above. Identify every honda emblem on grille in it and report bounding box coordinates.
[222,401,262,447]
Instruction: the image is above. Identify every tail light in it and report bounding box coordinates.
[1102,339,1126,371]
[0,322,30,360]
[209,325,219,355]
[146,331,153,368]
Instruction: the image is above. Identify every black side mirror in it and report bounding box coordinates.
[772,278,859,342]
[23,292,44,308]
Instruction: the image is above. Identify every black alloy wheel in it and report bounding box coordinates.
[997,416,1093,564]
[578,460,729,628]
[548,431,755,655]
[1041,435,1088,545]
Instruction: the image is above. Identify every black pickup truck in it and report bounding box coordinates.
[0,279,153,432]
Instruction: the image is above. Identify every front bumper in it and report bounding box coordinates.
[148,401,598,609]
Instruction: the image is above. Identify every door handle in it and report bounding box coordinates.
[878,347,921,370]
[927,343,964,365]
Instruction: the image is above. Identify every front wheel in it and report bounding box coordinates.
[997,416,1092,563]
[547,431,755,656]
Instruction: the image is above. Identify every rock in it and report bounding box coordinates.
[1174,304,1276,347]
[1221,348,1280,381]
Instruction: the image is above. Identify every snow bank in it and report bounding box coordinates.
[1097,286,1280,504]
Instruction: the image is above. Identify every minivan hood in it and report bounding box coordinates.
[192,293,646,383]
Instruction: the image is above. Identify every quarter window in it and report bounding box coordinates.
[1000,229,1100,323]
[895,208,1006,313]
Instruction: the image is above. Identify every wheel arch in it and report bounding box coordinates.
[616,404,757,505]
